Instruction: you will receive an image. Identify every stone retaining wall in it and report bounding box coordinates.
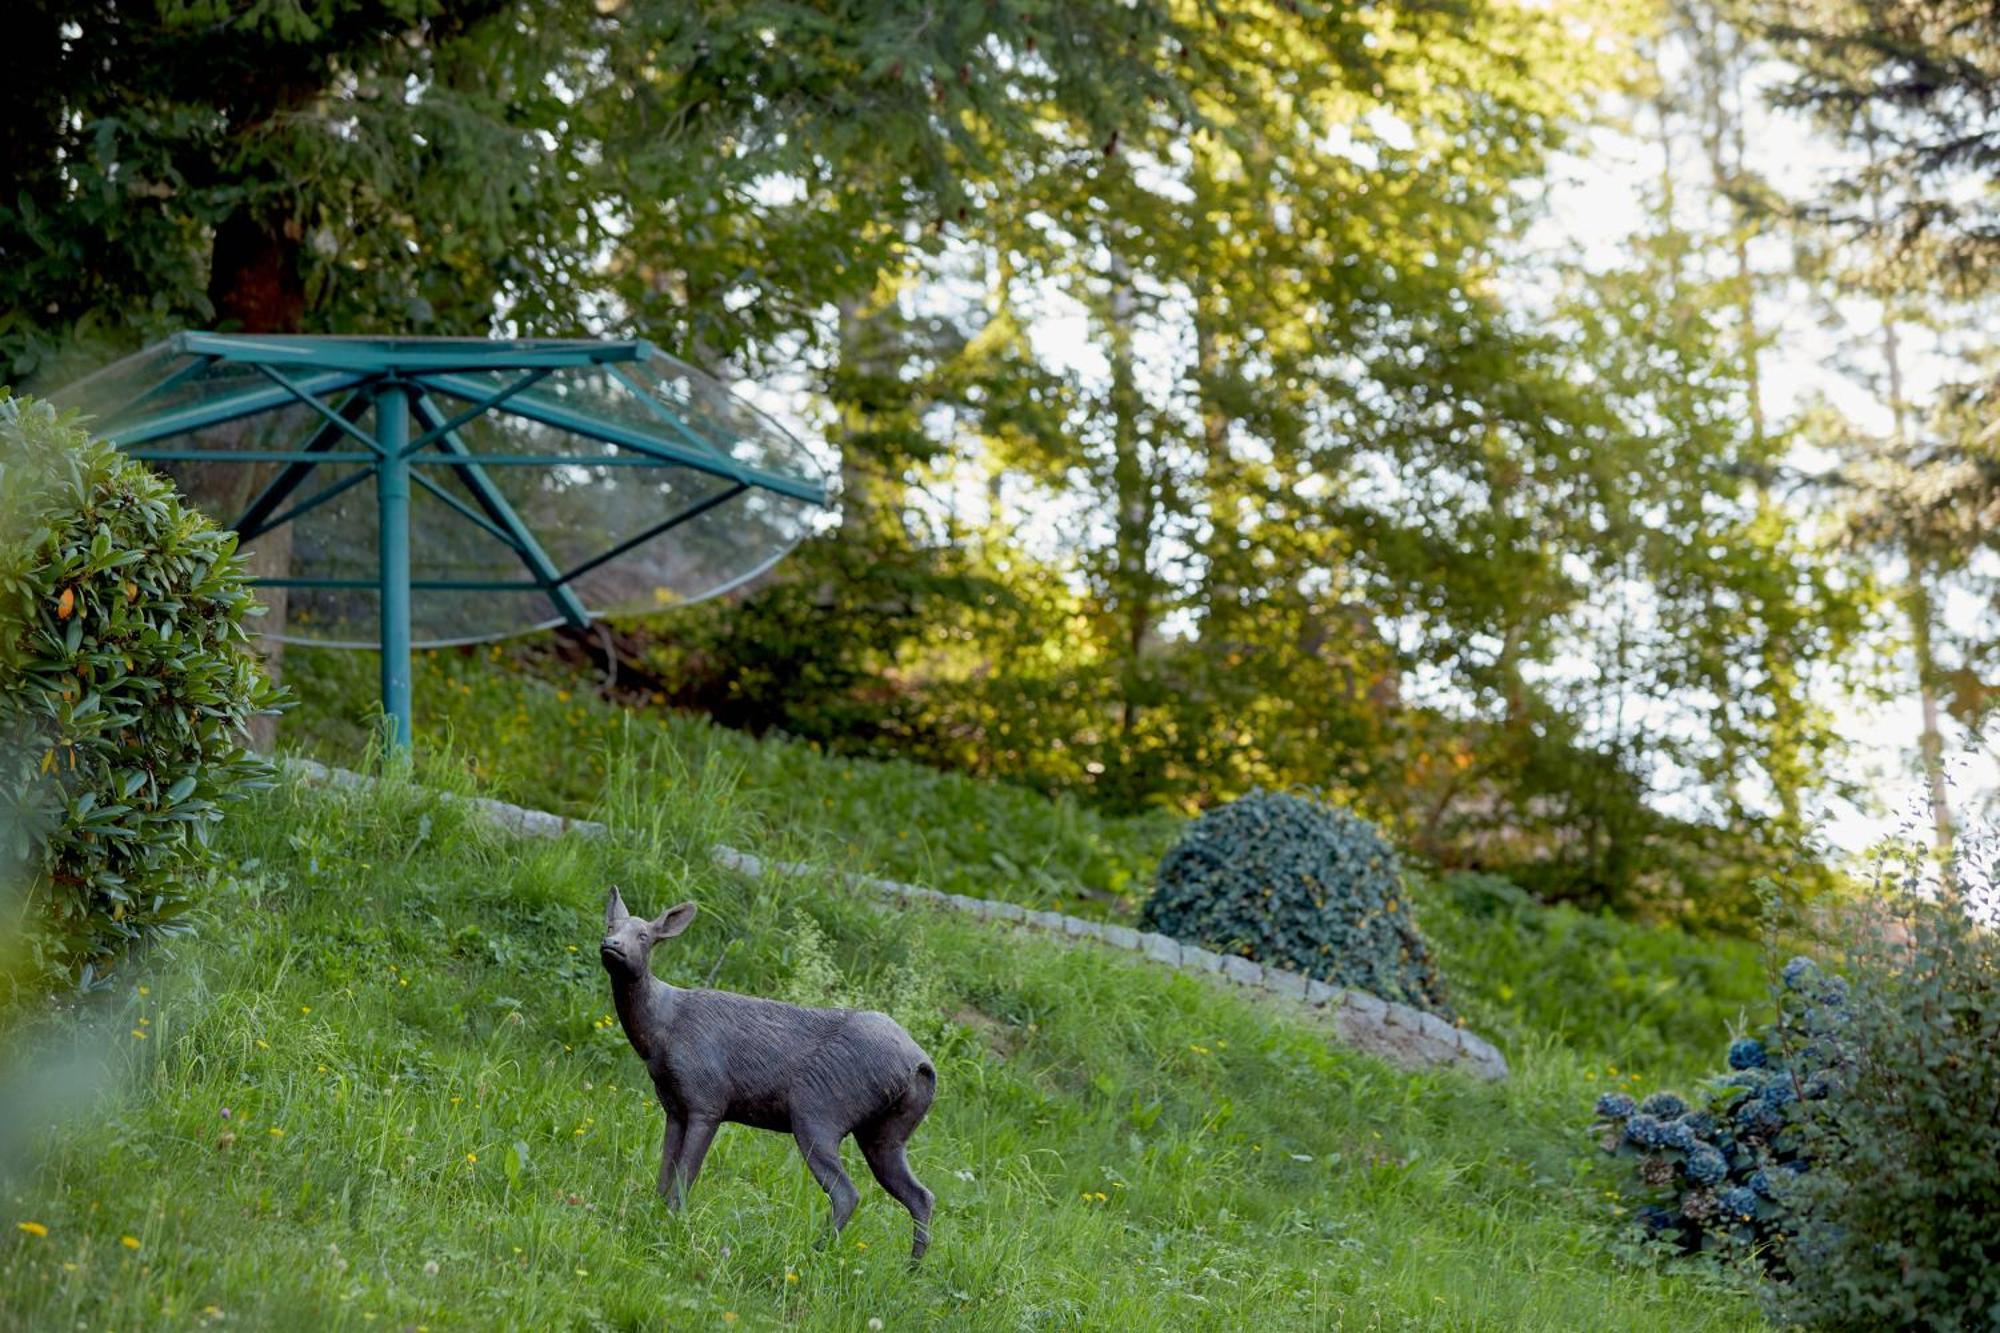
[282,757,1508,1081]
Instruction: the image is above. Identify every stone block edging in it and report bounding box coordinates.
[704,852,1507,1082]
[280,758,1507,1082]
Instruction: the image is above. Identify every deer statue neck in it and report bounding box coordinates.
[611,968,679,1062]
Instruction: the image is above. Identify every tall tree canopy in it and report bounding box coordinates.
[1,0,1892,920]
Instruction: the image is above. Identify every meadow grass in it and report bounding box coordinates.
[0,746,1765,1330]
[290,645,1774,1086]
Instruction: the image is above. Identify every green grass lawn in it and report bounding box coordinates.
[290,645,1774,1087]
[0,646,1775,1329]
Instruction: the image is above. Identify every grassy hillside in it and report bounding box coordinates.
[0,750,1763,1330]
[0,645,1782,1328]
[291,646,1773,1086]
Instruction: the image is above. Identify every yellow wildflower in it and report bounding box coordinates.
[120,1236,140,1250]
[16,1222,48,1238]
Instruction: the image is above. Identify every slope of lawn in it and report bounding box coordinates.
[289,645,1774,1086]
[0,747,1764,1330]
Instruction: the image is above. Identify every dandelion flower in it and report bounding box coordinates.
[466,1153,478,1165]
[16,1222,48,1238]
[785,1270,799,1283]
[120,1235,140,1250]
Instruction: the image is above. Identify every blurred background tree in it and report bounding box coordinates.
[8,0,1996,925]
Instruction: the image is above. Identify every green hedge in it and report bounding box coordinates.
[0,394,281,989]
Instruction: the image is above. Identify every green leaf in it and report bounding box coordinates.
[504,1140,529,1187]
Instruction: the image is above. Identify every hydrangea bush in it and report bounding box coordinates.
[1141,787,1451,1014]
[1590,955,1850,1266]
[1768,868,2000,1329]
[0,395,281,990]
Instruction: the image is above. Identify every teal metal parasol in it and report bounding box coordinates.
[57,333,833,748]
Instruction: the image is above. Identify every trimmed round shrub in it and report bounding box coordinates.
[0,395,281,990]
[1140,787,1450,1014]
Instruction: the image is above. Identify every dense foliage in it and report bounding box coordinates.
[1770,866,2000,1329]
[0,397,278,988]
[6,0,1886,924]
[1590,955,1849,1266]
[1141,789,1450,1015]
[1421,872,1769,1083]
[1751,0,2000,292]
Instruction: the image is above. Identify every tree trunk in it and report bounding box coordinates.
[1903,572,1955,860]
[209,203,307,751]
[1193,295,1238,616]
[1104,257,1153,743]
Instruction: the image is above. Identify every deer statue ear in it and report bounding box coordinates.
[605,885,630,927]
[651,901,698,939]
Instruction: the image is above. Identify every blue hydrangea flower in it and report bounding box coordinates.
[1727,1037,1767,1070]
[1781,956,1819,991]
[1685,1146,1728,1186]
[1749,1169,1775,1198]
[1595,1092,1637,1119]
[1682,1111,1717,1138]
[1638,1091,1687,1120]
[1818,975,1850,1007]
[1734,1097,1784,1137]
[1720,1186,1759,1219]
[1660,1119,1701,1152]
[1624,1113,1667,1149]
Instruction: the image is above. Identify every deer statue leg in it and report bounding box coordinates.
[792,1127,860,1242]
[857,1069,936,1259]
[666,1115,721,1209]
[858,1128,934,1260]
[657,1113,687,1207]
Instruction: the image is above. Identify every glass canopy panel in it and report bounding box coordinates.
[54,336,833,649]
